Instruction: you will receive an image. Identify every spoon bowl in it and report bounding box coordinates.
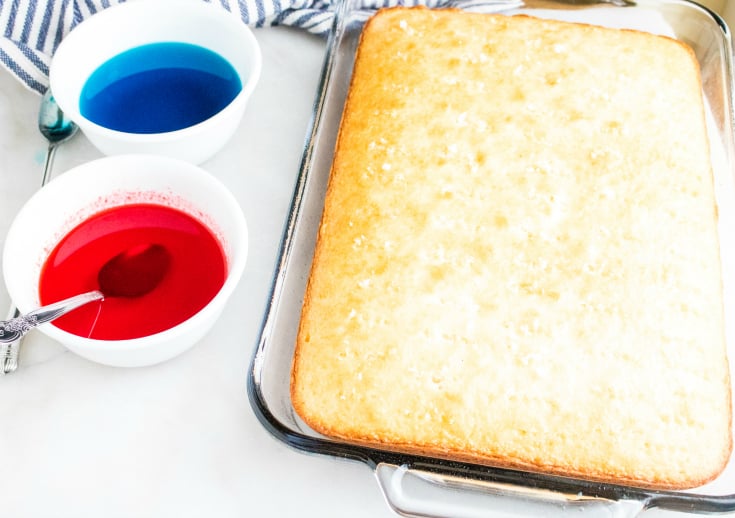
[38,89,79,185]
[97,244,171,298]
[38,89,79,146]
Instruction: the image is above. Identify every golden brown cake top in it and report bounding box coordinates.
[292,8,731,490]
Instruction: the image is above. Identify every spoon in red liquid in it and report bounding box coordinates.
[97,243,171,298]
[0,244,170,343]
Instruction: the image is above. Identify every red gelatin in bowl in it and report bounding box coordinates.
[39,203,227,340]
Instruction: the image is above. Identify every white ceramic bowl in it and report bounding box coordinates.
[49,0,261,164]
[2,155,248,367]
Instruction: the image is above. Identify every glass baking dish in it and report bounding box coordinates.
[248,0,735,515]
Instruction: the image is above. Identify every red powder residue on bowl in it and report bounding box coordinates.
[39,203,227,340]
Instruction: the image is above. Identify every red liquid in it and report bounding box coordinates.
[39,204,227,340]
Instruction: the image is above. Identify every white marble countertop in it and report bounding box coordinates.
[0,24,724,518]
[0,27,399,518]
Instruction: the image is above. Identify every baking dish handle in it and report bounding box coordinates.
[374,463,647,518]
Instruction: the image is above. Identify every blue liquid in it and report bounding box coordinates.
[80,42,242,134]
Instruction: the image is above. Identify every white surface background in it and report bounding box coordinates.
[0,28,394,518]
[0,25,726,518]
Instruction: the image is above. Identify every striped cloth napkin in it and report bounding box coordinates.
[0,0,451,95]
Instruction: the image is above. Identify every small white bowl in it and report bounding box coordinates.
[2,155,248,367]
[49,0,261,164]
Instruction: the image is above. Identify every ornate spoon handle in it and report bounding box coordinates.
[1,307,20,373]
[0,291,104,344]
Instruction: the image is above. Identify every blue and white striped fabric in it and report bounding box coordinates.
[0,0,503,95]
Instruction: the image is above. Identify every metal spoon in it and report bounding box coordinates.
[37,89,79,184]
[0,291,104,344]
[0,244,170,345]
[2,89,79,373]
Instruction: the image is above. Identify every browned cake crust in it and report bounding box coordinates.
[291,7,732,489]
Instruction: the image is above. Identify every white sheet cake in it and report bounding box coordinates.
[291,8,732,489]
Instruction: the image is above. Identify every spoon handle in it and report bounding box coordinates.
[2,90,78,373]
[41,141,59,185]
[2,142,61,373]
[1,307,21,373]
[0,291,104,344]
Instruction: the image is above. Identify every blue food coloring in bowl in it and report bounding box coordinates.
[80,42,242,134]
